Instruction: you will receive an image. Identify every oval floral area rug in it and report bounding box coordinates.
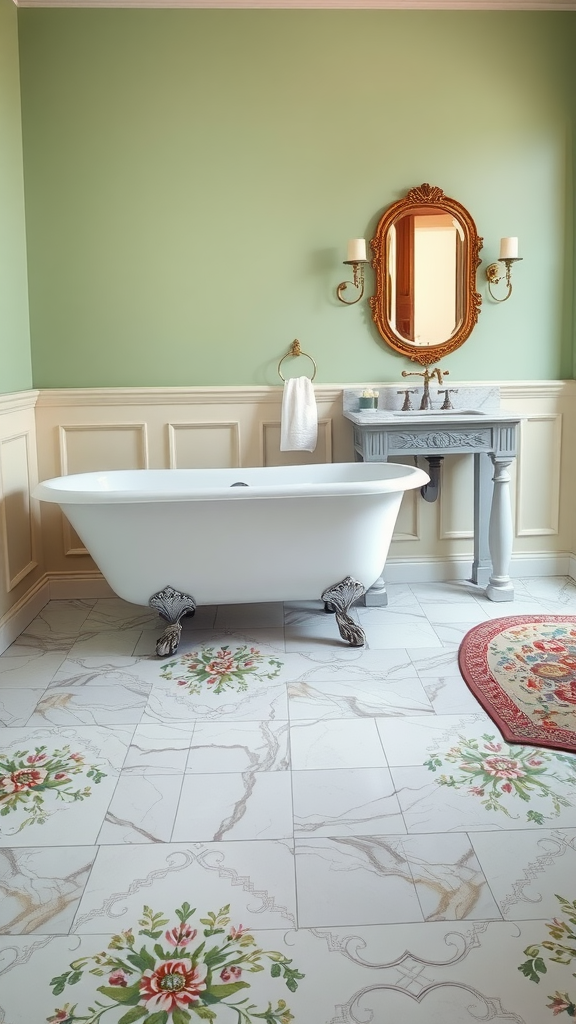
[458,615,576,753]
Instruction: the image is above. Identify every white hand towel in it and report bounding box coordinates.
[280,376,318,452]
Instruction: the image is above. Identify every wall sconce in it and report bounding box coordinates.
[337,238,369,305]
[486,237,523,302]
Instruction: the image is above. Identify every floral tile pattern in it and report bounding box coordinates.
[1,581,576,1022]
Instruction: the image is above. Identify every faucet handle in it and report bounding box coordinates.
[438,388,458,410]
[397,389,416,411]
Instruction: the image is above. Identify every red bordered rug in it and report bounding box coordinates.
[458,615,576,753]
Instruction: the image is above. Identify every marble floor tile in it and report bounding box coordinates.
[47,655,153,692]
[0,648,67,689]
[0,725,133,846]
[72,839,297,932]
[135,625,287,659]
[470,827,576,920]
[421,601,490,624]
[295,835,424,927]
[67,628,144,658]
[215,602,285,628]
[292,767,405,837]
[25,684,147,726]
[185,720,290,772]
[123,721,195,774]
[0,917,562,1024]
[473,598,552,619]
[97,773,184,843]
[391,764,576,833]
[520,575,576,606]
[376,713,491,767]
[421,674,484,715]
[408,647,463,677]
[81,598,159,631]
[279,646,418,683]
[356,591,428,627]
[432,621,476,647]
[290,718,387,770]
[399,832,502,921]
[172,770,293,841]
[0,688,47,726]
[288,675,433,720]
[0,846,96,934]
[362,619,443,650]
[17,600,95,640]
[2,582,576,1024]
[142,678,289,724]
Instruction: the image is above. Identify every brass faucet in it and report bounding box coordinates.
[401,365,449,410]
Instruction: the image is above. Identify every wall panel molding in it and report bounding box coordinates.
[0,432,38,590]
[516,414,562,536]
[261,418,333,466]
[168,421,240,469]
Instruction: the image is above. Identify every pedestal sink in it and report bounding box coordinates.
[343,386,522,607]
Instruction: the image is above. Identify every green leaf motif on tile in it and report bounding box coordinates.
[425,734,576,823]
[117,1007,149,1024]
[0,744,106,832]
[519,894,576,1017]
[46,901,303,1024]
[159,645,283,695]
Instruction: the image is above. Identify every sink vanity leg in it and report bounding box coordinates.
[363,575,388,606]
[321,576,366,646]
[486,455,515,602]
[472,452,493,587]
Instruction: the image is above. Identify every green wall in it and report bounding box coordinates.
[17,9,576,387]
[0,0,32,393]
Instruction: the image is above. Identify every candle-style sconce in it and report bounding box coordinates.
[337,238,369,305]
[486,237,523,303]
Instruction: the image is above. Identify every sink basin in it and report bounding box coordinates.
[391,409,486,417]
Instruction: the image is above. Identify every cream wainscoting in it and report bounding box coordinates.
[0,390,47,651]
[0,381,573,652]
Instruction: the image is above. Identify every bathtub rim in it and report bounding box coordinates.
[33,463,429,504]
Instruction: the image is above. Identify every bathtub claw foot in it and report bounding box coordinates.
[321,576,366,647]
[149,586,197,657]
[156,622,183,657]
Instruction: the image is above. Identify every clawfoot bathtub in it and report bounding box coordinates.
[34,462,428,655]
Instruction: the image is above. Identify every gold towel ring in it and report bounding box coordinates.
[278,339,317,382]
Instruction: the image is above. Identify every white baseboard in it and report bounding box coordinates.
[385,551,572,584]
[0,577,50,655]
[2,553,575,659]
[48,572,116,600]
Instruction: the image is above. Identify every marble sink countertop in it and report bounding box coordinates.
[343,385,521,425]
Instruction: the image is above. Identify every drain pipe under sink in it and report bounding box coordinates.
[420,456,444,502]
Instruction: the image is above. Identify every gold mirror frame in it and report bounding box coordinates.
[370,183,483,365]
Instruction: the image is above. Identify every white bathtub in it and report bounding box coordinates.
[34,462,428,651]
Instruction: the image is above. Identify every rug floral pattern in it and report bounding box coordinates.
[0,744,106,833]
[425,733,576,824]
[488,621,576,733]
[519,894,576,1018]
[159,646,283,696]
[47,901,303,1024]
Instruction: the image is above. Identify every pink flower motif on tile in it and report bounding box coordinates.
[481,755,526,779]
[165,923,197,947]
[108,969,128,987]
[159,644,283,695]
[0,744,106,831]
[47,901,303,1024]
[140,959,208,1012]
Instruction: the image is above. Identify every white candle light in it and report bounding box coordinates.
[499,237,519,259]
[347,238,367,262]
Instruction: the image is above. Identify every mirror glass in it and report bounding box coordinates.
[370,184,482,363]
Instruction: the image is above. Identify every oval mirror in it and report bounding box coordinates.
[370,184,483,364]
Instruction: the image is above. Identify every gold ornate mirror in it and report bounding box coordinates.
[370,184,483,364]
